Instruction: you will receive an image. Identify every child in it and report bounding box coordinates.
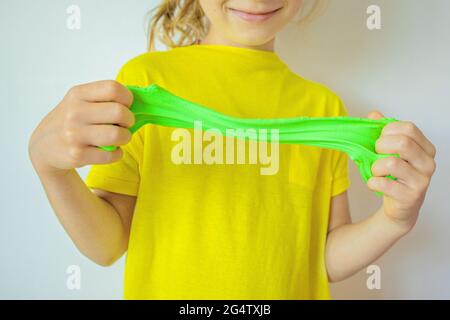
[28,0,436,299]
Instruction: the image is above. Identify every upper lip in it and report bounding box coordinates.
[229,7,282,15]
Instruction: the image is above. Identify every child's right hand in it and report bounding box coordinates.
[29,80,135,175]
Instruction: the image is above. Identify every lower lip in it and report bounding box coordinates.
[228,8,280,22]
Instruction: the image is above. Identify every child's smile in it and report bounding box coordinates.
[227,6,283,23]
[199,0,303,50]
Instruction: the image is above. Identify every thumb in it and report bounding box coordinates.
[367,110,385,120]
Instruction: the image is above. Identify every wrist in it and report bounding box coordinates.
[375,207,415,237]
[29,152,73,179]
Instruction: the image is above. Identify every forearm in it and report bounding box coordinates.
[33,166,127,266]
[325,206,411,282]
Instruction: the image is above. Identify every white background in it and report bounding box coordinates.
[0,0,449,299]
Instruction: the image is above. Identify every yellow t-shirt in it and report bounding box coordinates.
[85,44,350,299]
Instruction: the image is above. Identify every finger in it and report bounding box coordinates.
[80,146,124,166]
[381,121,436,158]
[80,101,135,128]
[367,176,413,201]
[371,156,429,189]
[376,135,436,176]
[367,110,385,120]
[70,80,133,107]
[80,125,132,147]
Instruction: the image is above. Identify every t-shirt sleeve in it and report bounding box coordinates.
[84,68,142,196]
[330,98,351,197]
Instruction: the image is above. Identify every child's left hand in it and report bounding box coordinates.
[367,111,437,231]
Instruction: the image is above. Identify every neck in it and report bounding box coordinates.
[199,28,275,52]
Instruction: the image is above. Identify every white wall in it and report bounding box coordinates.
[0,0,154,300]
[278,0,450,299]
[0,0,448,299]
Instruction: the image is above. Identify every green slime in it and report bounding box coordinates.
[100,84,399,192]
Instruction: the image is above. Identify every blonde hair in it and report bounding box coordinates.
[147,0,328,52]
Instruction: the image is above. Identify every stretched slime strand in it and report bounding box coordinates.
[100,84,399,192]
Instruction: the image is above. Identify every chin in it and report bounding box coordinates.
[228,31,276,47]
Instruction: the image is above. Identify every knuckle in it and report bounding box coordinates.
[403,121,417,135]
[112,103,126,119]
[430,160,437,174]
[65,108,80,124]
[398,136,413,150]
[104,80,120,97]
[67,85,81,99]
[68,146,84,163]
[424,160,437,177]
[63,128,78,145]
[431,143,437,158]
[386,157,400,171]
